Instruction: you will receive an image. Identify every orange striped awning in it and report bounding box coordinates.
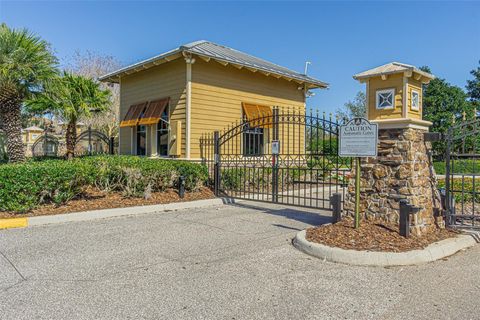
[120,102,148,127]
[242,102,273,128]
[138,98,170,125]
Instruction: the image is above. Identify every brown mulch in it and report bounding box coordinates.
[306,218,459,253]
[0,187,215,219]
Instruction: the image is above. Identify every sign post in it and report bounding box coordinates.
[339,118,378,228]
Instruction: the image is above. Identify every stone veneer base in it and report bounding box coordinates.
[293,229,477,267]
[344,127,444,235]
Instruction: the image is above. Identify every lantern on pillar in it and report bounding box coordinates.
[353,62,435,131]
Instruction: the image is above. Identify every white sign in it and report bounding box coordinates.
[271,140,280,155]
[339,118,378,157]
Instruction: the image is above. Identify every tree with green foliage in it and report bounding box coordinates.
[466,60,480,108]
[420,66,474,156]
[0,23,58,162]
[27,72,111,159]
[335,91,366,122]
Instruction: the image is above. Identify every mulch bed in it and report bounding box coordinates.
[0,187,215,219]
[306,218,459,253]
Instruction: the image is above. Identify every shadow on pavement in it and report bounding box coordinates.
[224,200,332,227]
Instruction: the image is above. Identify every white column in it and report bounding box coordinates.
[366,80,370,119]
[402,75,408,118]
[151,124,158,157]
[184,55,195,159]
[131,127,135,155]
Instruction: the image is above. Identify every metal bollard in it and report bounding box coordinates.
[178,176,185,199]
[330,193,342,223]
[109,137,115,155]
[399,199,410,238]
[439,188,446,210]
[400,199,422,238]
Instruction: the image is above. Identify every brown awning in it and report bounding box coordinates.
[242,102,273,128]
[120,102,148,127]
[138,97,170,125]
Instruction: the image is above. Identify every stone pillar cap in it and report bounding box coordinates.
[370,118,432,130]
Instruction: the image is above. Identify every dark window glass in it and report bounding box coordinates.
[157,105,169,156]
[243,127,264,156]
[136,125,146,156]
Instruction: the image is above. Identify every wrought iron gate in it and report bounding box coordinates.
[75,128,115,156]
[200,108,351,210]
[445,118,480,229]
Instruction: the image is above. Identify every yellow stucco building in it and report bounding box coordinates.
[100,40,327,159]
[21,126,44,144]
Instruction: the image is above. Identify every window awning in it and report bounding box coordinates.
[242,102,273,128]
[120,102,148,127]
[138,98,170,125]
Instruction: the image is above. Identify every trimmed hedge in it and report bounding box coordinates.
[434,160,480,175]
[0,156,208,212]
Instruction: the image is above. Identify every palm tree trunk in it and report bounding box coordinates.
[0,96,25,162]
[65,120,77,159]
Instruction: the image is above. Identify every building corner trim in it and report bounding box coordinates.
[185,55,195,159]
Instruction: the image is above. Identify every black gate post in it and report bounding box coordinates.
[88,126,92,156]
[445,128,452,227]
[272,108,279,203]
[213,131,220,197]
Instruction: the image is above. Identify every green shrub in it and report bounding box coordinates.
[171,161,208,191]
[0,160,86,212]
[437,178,480,203]
[0,155,209,212]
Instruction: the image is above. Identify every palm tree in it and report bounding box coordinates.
[0,23,58,162]
[27,72,111,159]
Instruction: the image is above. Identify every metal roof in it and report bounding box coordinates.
[99,40,328,88]
[353,62,435,80]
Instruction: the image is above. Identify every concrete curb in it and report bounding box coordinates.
[293,229,478,266]
[0,198,232,230]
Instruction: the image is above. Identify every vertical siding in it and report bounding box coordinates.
[119,60,186,156]
[190,59,305,159]
[368,73,404,120]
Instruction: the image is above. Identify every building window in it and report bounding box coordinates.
[243,127,264,156]
[136,125,146,156]
[157,105,169,156]
[31,133,39,141]
[411,90,420,111]
[376,88,395,109]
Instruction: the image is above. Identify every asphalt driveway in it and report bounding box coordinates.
[1,201,479,320]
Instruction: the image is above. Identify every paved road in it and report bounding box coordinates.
[1,202,479,320]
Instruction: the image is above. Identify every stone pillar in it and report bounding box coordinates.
[346,62,444,235]
[344,127,444,235]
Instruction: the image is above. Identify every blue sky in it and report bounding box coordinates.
[1,1,479,113]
